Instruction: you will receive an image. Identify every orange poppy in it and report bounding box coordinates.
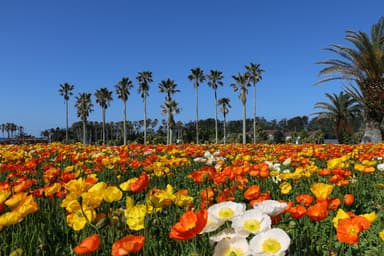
[295,194,314,206]
[288,205,307,219]
[130,171,149,193]
[111,235,145,256]
[169,209,208,240]
[307,202,328,222]
[336,218,362,244]
[73,234,101,255]
[244,185,261,201]
[343,194,354,206]
[327,198,341,210]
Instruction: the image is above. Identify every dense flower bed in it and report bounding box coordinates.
[0,143,383,255]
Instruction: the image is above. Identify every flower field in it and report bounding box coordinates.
[0,143,383,256]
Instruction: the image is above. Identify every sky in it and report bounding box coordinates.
[1,0,383,137]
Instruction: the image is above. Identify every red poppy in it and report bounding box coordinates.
[73,234,101,255]
[112,235,145,256]
[169,209,208,240]
[130,171,149,193]
[343,194,354,206]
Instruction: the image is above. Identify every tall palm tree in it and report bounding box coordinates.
[317,17,384,143]
[188,68,205,144]
[245,63,264,144]
[159,79,180,144]
[218,97,231,144]
[313,91,360,144]
[59,83,75,142]
[75,92,93,144]
[95,87,113,144]
[231,72,251,144]
[136,71,153,145]
[115,77,134,145]
[207,70,224,144]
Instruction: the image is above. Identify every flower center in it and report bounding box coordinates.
[262,238,281,253]
[218,207,234,219]
[243,219,260,232]
[224,248,244,256]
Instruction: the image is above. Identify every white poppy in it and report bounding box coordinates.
[208,201,246,222]
[209,228,239,244]
[213,236,250,256]
[253,200,287,217]
[231,209,271,236]
[200,211,226,234]
[377,163,384,172]
[249,228,290,256]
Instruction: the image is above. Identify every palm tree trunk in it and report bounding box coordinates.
[65,99,69,143]
[361,119,382,143]
[82,120,86,144]
[253,84,256,144]
[195,86,199,144]
[214,90,218,144]
[144,94,147,145]
[223,113,227,144]
[242,102,246,144]
[102,108,106,144]
[123,101,127,145]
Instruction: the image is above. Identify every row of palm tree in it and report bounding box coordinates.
[59,63,263,145]
[0,122,23,138]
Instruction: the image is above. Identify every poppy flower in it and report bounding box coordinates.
[288,205,307,219]
[130,171,149,192]
[310,183,333,201]
[343,194,354,206]
[336,218,362,244]
[169,209,208,240]
[112,235,145,256]
[307,202,328,222]
[244,185,261,201]
[73,234,101,255]
[295,194,313,206]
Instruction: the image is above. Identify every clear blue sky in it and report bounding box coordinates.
[1,0,383,137]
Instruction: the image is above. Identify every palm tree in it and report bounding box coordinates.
[136,71,153,145]
[74,92,93,144]
[317,17,384,143]
[231,72,251,144]
[95,87,113,144]
[188,68,205,144]
[313,91,360,144]
[218,97,231,144]
[245,63,264,144]
[207,70,224,144]
[160,99,181,144]
[159,79,180,144]
[115,77,134,145]
[59,83,75,142]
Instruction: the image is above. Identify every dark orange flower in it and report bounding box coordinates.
[288,205,307,219]
[130,171,149,193]
[318,168,331,176]
[307,202,328,221]
[295,194,313,206]
[328,198,341,210]
[169,209,208,240]
[73,234,101,255]
[112,235,145,256]
[336,218,362,244]
[244,185,261,201]
[343,194,354,206]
